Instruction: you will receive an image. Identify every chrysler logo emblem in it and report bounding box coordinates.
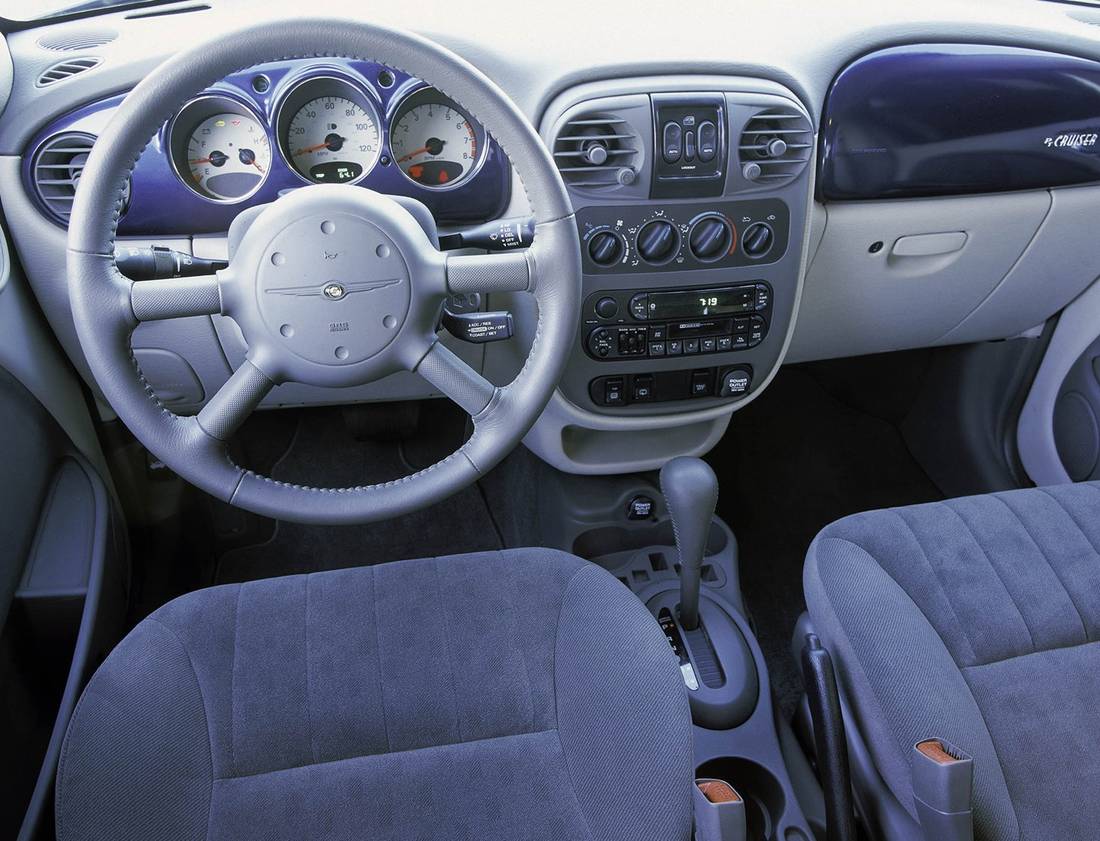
[266,278,402,299]
[323,283,346,300]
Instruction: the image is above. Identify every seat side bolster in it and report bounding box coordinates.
[55,618,214,841]
[804,535,1020,841]
[555,564,694,841]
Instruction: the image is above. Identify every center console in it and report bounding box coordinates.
[528,76,814,472]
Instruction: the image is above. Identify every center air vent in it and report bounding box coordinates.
[738,107,813,185]
[31,132,123,226]
[36,57,102,88]
[553,113,643,192]
[37,29,117,51]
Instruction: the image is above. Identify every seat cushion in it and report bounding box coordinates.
[805,482,1100,841]
[57,548,693,841]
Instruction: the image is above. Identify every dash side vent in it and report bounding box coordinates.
[37,29,117,51]
[553,113,642,192]
[36,57,102,88]
[32,132,96,225]
[738,106,813,186]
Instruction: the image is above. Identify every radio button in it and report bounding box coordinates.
[667,339,683,355]
[595,297,618,319]
[717,336,733,352]
[629,294,649,320]
[685,339,700,354]
[733,316,750,334]
[748,315,766,347]
[649,341,666,356]
[649,324,667,340]
[733,334,748,349]
[701,337,717,353]
[755,284,771,310]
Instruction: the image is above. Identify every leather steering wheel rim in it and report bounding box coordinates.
[66,18,581,525]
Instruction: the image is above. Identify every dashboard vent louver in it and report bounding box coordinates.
[553,113,642,191]
[32,132,96,225]
[738,107,813,185]
[37,29,117,51]
[36,57,102,88]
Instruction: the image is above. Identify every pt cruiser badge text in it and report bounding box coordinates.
[1044,132,1099,149]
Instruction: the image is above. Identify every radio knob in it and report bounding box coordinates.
[742,222,775,258]
[688,215,734,262]
[588,231,624,267]
[594,297,618,319]
[636,219,680,265]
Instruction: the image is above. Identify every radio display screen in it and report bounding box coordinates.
[648,287,756,319]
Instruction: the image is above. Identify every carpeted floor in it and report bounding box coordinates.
[213,403,504,584]
[707,355,945,721]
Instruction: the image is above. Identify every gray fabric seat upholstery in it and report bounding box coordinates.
[56,548,693,841]
[804,481,1100,841]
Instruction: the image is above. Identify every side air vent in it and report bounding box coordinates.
[553,113,643,192]
[738,107,813,185]
[37,29,117,51]
[36,57,102,88]
[32,133,95,225]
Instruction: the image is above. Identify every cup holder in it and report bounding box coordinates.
[696,758,786,841]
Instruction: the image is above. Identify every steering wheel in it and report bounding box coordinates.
[67,19,580,525]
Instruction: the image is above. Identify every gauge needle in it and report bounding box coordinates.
[295,134,346,156]
[396,137,446,163]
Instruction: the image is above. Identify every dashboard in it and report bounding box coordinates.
[4,0,1100,480]
[26,59,510,235]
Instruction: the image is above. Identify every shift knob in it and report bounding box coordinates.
[660,456,719,630]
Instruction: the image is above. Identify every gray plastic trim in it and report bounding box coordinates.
[1018,276,1100,486]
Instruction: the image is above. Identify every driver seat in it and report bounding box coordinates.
[55,549,693,840]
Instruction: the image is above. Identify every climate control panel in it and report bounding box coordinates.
[578,198,788,275]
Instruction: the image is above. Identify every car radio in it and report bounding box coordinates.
[583,282,772,361]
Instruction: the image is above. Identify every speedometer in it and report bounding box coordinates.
[390,88,486,190]
[286,96,381,183]
[276,76,383,185]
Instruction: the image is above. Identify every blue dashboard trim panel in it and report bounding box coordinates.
[25,58,511,234]
[819,44,1100,201]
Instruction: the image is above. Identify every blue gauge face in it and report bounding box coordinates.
[185,112,271,200]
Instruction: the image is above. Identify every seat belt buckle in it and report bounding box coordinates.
[911,738,974,841]
[693,778,746,841]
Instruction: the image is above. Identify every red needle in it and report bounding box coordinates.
[189,157,214,164]
[294,141,331,156]
[396,146,430,163]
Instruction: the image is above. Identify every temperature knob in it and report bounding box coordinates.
[635,219,680,265]
[688,215,734,262]
[588,230,625,266]
[742,222,775,258]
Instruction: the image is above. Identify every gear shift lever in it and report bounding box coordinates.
[660,456,719,631]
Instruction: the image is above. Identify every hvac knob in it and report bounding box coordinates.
[636,219,680,265]
[742,222,775,258]
[688,215,734,262]
[588,231,624,267]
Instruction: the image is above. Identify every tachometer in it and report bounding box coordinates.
[276,76,382,185]
[390,88,486,189]
[169,97,271,202]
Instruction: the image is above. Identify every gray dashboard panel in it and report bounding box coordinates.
[4,0,1100,475]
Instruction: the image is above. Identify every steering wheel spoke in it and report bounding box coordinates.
[414,340,497,417]
[130,273,223,322]
[195,359,274,441]
[445,250,534,295]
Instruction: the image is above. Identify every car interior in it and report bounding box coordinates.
[4,1,1100,839]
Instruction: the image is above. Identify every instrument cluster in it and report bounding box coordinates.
[25,59,510,235]
[167,64,491,203]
